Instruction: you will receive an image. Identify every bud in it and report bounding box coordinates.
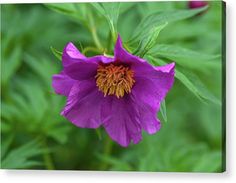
[188,1,208,9]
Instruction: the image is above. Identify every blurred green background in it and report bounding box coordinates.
[1,1,224,172]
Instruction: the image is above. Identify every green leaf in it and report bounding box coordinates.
[45,3,85,22]
[45,3,92,27]
[95,153,132,171]
[47,126,71,144]
[14,79,48,122]
[95,128,102,140]
[128,6,208,45]
[1,135,14,159]
[1,139,45,169]
[175,69,205,102]
[50,46,63,61]
[137,2,175,17]
[160,100,167,123]
[46,3,77,15]
[24,54,58,85]
[170,143,209,171]
[132,22,168,57]
[2,73,70,144]
[193,151,222,172]
[91,2,120,42]
[148,44,221,70]
[1,46,22,85]
[181,71,221,105]
[0,120,12,133]
[119,2,136,14]
[149,44,220,61]
[149,57,221,105]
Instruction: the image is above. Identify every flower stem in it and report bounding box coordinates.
[106,31,112,53]
[110,23,117,44]
[87,11,103,51]
[82,46,101,55]
[100,135,113,170]
[42,138,55,170]
[91,28,103,51]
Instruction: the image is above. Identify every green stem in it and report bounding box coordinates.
[110,23,117,44]
[100,136,113,170]
[82,46,102,55]
[87,11,103,51]
[91,28,103,51]
[124,44,133,53]
[42,138,55,170]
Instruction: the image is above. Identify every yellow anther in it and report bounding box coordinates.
[95,64,135,98]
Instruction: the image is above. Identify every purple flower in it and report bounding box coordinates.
[52,35,175,147]
[188,1,208,9]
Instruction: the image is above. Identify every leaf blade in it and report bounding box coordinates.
[132,22,168,57]
[91,2,120,42]
[160,100,168,123]
[148,56,221,105]
[128,6,208,44]
[1,139,45,169]
[148,44,221,70]
[50,46,62,61]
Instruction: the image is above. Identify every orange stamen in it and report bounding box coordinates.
[95,64,135,98]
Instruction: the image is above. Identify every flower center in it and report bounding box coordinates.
[95,64,135,98]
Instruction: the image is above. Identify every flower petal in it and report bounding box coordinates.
[61,79,104,128]
[114,35,175,85]
[138,105,161,134]
[130,63,175,134]
[102,96,142,147]
[154,62,175,73]
[64,61,98,81]
[133,62,175,102]
[131,85,161,134]
[114,34,147,64]
[64,55,114,81]
[87,55,114,64]
[52,71,76,96]
[62,42,86,67]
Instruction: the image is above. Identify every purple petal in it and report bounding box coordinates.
[133,62,175,102]
[61,79,104,128]
[130,63,175,134]
[62,42,87,67]
[64,54,114,81]
[131,84,161,134]
[114,35,175,81]
[154,62,175,73]
[138,105,161,134]
[102,96,142,147]
[52,71,76,96]
[64,61,98,81]
[114,35,147,64]
[87,55,114,64]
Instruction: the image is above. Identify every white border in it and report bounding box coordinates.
[1,0,235,183]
